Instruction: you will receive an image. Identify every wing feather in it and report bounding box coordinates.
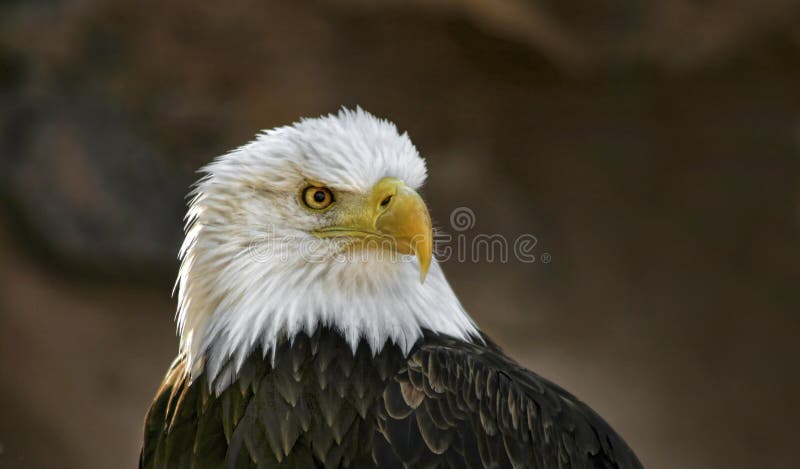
[378,335,643,469]
[141,331,641,468]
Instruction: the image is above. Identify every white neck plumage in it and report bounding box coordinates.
[175,220,481,392]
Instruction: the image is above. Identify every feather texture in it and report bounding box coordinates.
[141,328,642,469]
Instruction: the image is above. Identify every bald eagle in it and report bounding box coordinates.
[140,109,642,468]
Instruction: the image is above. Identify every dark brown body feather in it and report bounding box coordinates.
[140,328,642,468]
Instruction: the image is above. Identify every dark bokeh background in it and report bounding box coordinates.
[1,1,799,468]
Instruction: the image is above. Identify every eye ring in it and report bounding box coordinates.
[302,186,334,210]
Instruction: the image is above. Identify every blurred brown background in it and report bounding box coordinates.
[1,1,799,468]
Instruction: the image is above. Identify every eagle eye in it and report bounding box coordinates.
[302,186,334,210]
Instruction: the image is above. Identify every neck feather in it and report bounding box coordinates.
[175,224,481,391]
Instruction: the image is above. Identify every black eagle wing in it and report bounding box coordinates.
[374,336,643,469]
[140,333,643,468]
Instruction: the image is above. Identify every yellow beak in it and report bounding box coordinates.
[313,177,433,282]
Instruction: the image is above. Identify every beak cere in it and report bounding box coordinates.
[314,177,433,282]
[373,179,433,282]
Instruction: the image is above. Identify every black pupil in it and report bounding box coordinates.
[381,196,392,206]
[313,190,327,203]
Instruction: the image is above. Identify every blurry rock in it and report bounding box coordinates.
[339,0,800,72]
[1,95,191,275]
[2,0,800,83]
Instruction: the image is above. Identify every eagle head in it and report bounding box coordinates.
[176,108,478,389]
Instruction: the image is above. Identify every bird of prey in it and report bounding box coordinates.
[140,108,642,468]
